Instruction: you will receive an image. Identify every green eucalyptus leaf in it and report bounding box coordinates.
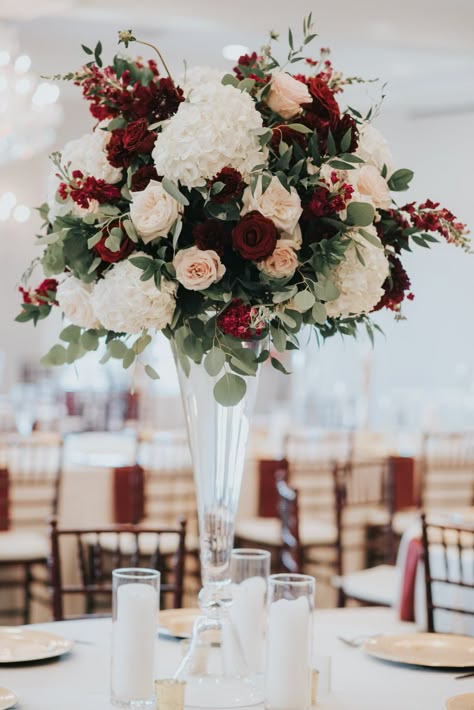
[293,290,316,312]
[213,373,247,407]
[358,228,382,248]
[81,330,99,351]
[144,364,160,379]
[59,324,81,343]
[346,202,375,227]
[271,356,291,375]
[162,177,189,207]
[108,340,128,358]
[41,344,67,367]
[204,347,225,377]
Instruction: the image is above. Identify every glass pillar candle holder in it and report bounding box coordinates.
[111,568,160,708]
[264,573,315,710]
[230,549,271,675]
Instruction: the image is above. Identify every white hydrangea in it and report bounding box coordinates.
[47,124,122,223]
[152,80,267,188]
[91,254,177,334]
[325,227,389,318]
[56,276,99,329]
[179,66,224,97]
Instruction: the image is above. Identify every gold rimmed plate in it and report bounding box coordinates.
[446,693,474,710]
[0,627,73,664]
[363,633,474,669]
[0,688,18,710]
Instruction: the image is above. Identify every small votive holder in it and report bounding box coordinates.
[230,548,271,675]
[111,568,160,708]
[264,573,315,710]
[155,679,185,710]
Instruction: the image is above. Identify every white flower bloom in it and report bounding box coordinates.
[354,164,392,210]
[179,66,224,96]
[325,227,389,318]
[47,125,122,223]
[56,276,99,329]
[91,254,176,334]
[356,123,394,176]
[280,223,302,250]
[242,176,302,234]
[152,80,267,188]
[174,246,225,290]
[130,180,183,243]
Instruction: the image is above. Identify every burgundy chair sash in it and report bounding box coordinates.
[399,537,423,622]
[113,465,145,524]
[0,467,9,531]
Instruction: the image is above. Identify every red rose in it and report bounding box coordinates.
[207,168,245,204]
[193,220,231,256]
[305,77,340,122]
[232,211,277,260]
[131,164,159,192]
[122,119,156,154]
[93,223,135,264]
[271,124,307,153]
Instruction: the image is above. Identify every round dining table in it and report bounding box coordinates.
[0,607,470,709]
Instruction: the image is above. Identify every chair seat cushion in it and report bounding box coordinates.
[334,564,399,606]
[236,517,337,547]
[83,531,198,556]
[0,530,49,562]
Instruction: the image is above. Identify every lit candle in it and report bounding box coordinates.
[230,576,267,673]
[112,582,158,703]
[264,596,312,709]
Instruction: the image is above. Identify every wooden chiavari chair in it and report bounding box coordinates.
[49,518,187,621]
[421,512,474,634]
[420,432,474,511]
[0,432,63,623]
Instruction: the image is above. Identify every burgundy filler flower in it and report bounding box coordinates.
[207,168,245,204]
[193,220,231,256]
[217,298,263,339]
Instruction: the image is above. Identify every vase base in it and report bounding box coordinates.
[183,675,263,708]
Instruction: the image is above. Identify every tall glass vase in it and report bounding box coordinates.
[173,341,264,708]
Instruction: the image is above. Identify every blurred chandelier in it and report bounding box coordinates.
[0,24,62,166]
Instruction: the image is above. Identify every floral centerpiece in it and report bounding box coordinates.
[17,18,469,407]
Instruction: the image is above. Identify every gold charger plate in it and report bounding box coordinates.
[363,633,474,669]
[158,609,220,644]
[446,693,474,710]
[0,627,73,664]
[159,608,200,639]
[0,688,18,710]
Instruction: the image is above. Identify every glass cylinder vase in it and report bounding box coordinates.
[173,340,264,708]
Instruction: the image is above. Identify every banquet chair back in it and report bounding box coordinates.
[2,434,63,530]
[49,518,187,621]
[421,512,474,634]
[420,432,474,510]
[276,476,301,574]
[139,431,197,535]
[334,458,396,574]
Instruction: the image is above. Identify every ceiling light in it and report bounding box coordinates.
[32,82,60,106]
[222,44,250,62]
[13,204,31,223]
[14,54,31,74]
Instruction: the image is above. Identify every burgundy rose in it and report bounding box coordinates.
[332,113,359,153]
[207,168,245,204]
[122,119,156,154]
[193,220,231,256]
[232,211,277,260]
[305,77,340,123]
[131,164,159,192]
[271,124,307,153]
[93,223,135,264]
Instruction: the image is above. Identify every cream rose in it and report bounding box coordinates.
[280,223,302,250]
[355,165,392,210]
[242,176,302,234]
[258,239,299,279]
[266,72,311,119]
[356,123,394,176]
[130,180,183,243]
[174,246,225,291]
[56,276,99,329]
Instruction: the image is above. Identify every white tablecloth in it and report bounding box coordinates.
[0,608,469,709]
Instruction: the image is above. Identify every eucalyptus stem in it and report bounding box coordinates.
[118,30,174,84]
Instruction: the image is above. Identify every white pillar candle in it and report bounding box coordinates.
[230,576,267,673]
[264,596,311,709]
[112,583,158,702]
